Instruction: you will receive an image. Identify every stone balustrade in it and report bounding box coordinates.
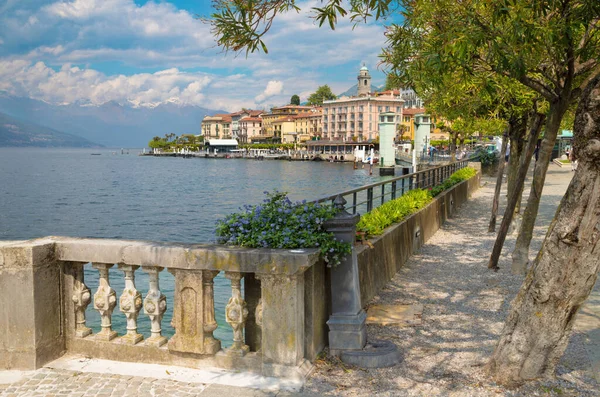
[0,238,328,379]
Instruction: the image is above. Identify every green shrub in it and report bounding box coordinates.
[357,167,477,237]
[357,189,433,236]
[430,167,476,197]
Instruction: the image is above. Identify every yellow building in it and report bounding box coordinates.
[260,105,318,143]
[201,114,232,139]
[293,110,323,142]
[399,108,447,141]
[272,117,296,143]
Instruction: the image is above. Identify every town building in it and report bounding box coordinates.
[229,109,263,142]
[401,88,425,109]
[201,114,232,140]
[293,110,323,142]
[258,105,316,142]
[239,116,263,143]
[321,67,404,142]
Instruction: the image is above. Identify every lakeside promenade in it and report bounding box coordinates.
[1,164,598,396]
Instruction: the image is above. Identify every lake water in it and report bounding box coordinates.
[0,147,388,345]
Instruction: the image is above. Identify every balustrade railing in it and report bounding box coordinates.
[314,160,470,214]
[0,238,322,379]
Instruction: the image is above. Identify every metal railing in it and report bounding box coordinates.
[314,160,471,215]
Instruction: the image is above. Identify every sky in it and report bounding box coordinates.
[0,0,394,112]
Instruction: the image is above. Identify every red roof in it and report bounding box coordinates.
[402,108,426,115]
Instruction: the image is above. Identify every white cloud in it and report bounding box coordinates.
[0,0,390,111]
[255,80,284,103]
[0,60,213,107]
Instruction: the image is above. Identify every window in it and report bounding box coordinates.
[359,105,363,111]
[404,116,410,122]
[396,107,400,113]
[364,79,367,86]
[378,106,382,112]
[386,106,390,112]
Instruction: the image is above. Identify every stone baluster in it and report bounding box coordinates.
[143,266,168,347]
[71,262,92,338]
[118,264,143,344]
[202,270,221,354]
[92,263,118,341]
[225,272,249,356]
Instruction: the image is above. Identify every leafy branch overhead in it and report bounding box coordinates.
[209,0,395,55]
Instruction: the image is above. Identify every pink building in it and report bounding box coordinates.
[321,66,403,141]
[239,116,263,142]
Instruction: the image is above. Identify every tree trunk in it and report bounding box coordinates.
[507,123,525,197]
[487,114,544,270]
[511,97,572,274]
[489,127,511,232]
[487,76,600,386]
[450,131,458,162]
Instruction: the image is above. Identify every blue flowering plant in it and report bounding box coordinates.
[215,191,352,267]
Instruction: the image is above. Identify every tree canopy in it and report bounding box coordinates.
[290,94,300,105]
[307,85,337,105]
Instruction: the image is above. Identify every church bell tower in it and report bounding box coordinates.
[357,64,371,96]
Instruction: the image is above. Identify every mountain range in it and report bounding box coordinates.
[337,84,386,98]
[0,111,100,147]
[0,94,224,148]
[0,83,381,148]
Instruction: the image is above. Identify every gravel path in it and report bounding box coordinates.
[304,164,600,396]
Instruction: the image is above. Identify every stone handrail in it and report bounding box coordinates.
[0,237,325,379]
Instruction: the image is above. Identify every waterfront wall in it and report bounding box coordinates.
[356,168,481,306]
[0,165,480,378]
[0,239,326,380]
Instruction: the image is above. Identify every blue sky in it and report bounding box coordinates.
[0,0,392,111]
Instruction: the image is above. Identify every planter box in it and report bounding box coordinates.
[355,172,481,307]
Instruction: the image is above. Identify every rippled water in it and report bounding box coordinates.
[0,147,388,344]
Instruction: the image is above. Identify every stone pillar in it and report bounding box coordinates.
[260,274,305,366]
[323,196,367,355]
[225,272,249,356]
[0,240,65,369]
[118,264,143,345]
[168,269,221,355]
[93,263,118,341]
[142,266,167,347]
[71,262,92,338]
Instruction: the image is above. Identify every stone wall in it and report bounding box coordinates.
[356,171,481,306]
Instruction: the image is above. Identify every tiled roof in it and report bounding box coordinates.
[240,117,262,122]
[402,108,426,115]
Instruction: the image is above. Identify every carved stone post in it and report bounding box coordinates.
[323,195,366,355]
[259,274,305,366]
[202,270,221,354]
[168,269,221,355]
[118,264,143,344]
[72,262,92,338]
[225,272,249,356]
[143,266,167,347]
[92,263,118,341]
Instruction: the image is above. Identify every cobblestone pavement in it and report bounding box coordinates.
[0,368,307,397]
